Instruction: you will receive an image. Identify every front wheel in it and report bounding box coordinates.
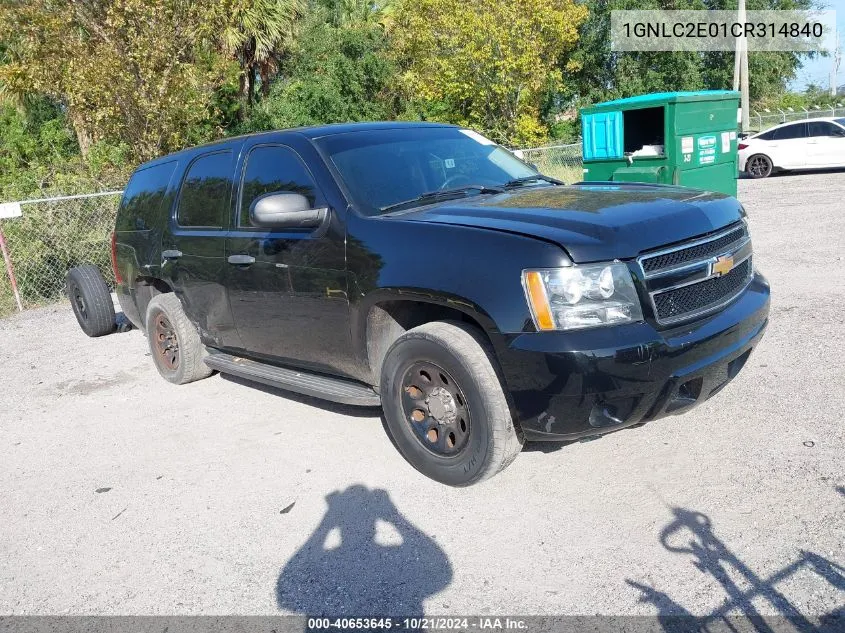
[746,154,773,178]
[380,321,523,486]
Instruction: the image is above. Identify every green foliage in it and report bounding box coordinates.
[237,14,397,131]
[565,0,815,111]
[220,0,305,106]
[315,0,394,27]
[392,0,587,147]
[0,0,239,161]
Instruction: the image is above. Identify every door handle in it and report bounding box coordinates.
[162,249,182,260]
[228,254,256,266]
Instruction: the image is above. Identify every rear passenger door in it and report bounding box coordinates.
[225,142,355,377]
[162,149,241,348]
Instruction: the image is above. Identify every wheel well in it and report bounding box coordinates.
[366,300,491,386]
[134,276,173,327]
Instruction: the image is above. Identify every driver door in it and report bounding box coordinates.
[807,121,845,167]
[225,142,356,377]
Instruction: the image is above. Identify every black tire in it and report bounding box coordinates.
[380,321,523,487]
[746,154,773,179]
[66,265,116,337]
[145,293,213,385]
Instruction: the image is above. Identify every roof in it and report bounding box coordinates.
[752,116,844,136]
[767,116,840,125]
[583,91,740,113]
[140,121,457,168]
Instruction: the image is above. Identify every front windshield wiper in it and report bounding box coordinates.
[380,185,504,214]
[503,174,565,188]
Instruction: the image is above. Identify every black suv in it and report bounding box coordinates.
[70,122,770,486]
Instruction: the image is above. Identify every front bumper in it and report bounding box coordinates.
[496,272,770,441]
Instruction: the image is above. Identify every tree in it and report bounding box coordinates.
[565,0,815,111]
[237,12,397,131]
[0,0,237,161]
[391,0,587,146]
[315,0,394,27]
[220,0,305,107]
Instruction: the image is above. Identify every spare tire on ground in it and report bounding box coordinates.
[66,265,116,337]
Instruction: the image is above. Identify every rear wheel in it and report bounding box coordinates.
[66,265,115,337]
[380,321,523,486]
[145,293,212,385]
[746,154,773,178]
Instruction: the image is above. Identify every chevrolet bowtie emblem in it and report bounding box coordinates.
[712,255,734,277]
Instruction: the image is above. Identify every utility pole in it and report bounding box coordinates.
[734,0,750,133]
[831,28,841,98]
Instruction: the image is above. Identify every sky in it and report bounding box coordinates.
[789,0,843,90]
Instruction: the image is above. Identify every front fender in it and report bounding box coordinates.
[345,212,569,372]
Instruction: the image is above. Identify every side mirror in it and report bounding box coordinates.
[250,192,328,229]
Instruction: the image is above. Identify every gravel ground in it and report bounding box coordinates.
[0,172,843,620]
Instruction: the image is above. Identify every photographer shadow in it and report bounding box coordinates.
[276,485,452,618]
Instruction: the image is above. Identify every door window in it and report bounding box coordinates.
[239,145,323,227]
[176,151,234,228]
[808,121,843,137]
[771,123,807,140]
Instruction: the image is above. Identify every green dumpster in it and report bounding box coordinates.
[580,91,740,196]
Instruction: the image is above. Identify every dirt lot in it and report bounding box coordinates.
[1,172,843,620]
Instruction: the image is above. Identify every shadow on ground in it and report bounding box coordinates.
[220,373,382,419]
[627,501,845,632]
[276,485,452,617]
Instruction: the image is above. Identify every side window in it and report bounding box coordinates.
[757,130,776,141]
[116,161,178,231]
[176,151,233,228]
[772,123,807,140]
[808,121,840,137]
[239,145,323,227]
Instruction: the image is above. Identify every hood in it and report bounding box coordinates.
[388,184,744,262]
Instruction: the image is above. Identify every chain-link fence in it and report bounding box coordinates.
[514,142,583,183]
[0,191,122,317]
[749,105,845,133]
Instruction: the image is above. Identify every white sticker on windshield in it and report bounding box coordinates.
[459,129,496,145]
[445,158,455,169]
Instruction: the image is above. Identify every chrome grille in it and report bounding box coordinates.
[653,259,751,321]
[641,224,747,273]
[638,222,754,326]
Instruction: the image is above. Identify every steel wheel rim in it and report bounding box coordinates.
[749,156,769,177]
[72,286,87,319]
[400,361,471,457]
[153,311,179,370]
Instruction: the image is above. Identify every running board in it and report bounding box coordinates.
[204,351,381,406]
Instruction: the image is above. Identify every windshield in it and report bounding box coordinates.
[316,127,539,215]
[836,118,845,128]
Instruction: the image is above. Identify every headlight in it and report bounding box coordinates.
[522,263,643,331]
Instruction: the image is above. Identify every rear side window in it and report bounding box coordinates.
[116,161,178,231]
[771,123,807,140]
[239,145,323,227]
[176,151,234,228]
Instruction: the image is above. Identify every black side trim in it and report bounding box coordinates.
[204,351,380,406]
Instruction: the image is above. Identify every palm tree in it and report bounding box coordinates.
[221,0,305,106]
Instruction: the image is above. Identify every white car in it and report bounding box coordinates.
[738,117,845,178]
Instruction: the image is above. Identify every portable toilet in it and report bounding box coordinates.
[580,91,740,196]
